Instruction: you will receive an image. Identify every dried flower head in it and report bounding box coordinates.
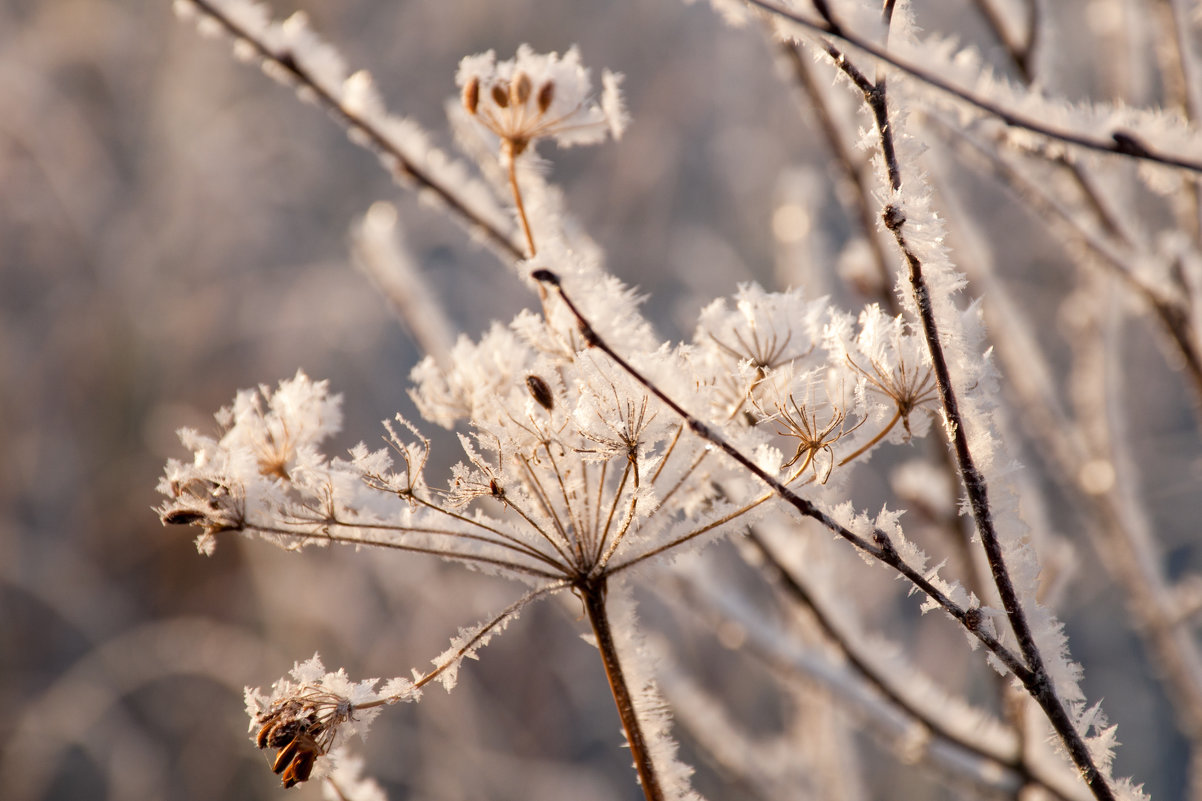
[456,45,627,164]
[155,371,357,555]
[246,655,389,788]
[773,392,863,484]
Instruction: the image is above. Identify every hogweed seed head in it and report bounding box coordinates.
[246,655,392,788]
[456,45,627,165]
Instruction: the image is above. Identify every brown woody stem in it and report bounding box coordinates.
[507,153,537,257]
[580,578,665,801]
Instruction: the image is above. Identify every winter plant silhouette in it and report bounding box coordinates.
[159,0,1202,799]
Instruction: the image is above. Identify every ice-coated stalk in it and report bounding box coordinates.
[580,578,665,801]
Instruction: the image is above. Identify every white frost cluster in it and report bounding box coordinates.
[160,4,1164,797]
[156,371,379,556]
[245,654,402,786]
[457,45,628,163]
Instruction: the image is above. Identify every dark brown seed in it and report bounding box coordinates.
[512,72,532,105]
[537,81,555,114]
[462,76,480,114]
[256,721,273,749]
[282,749,317,788]
[491,82,510,108]
[526,374,554,411]
[272,740,300,774]
[162,509,206,526]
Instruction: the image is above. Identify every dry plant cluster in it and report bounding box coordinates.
[155,0,1202,799]
[8,0,1202,800]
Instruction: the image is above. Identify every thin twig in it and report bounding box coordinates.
[807,19,1124,792]
[355,581,569,710]
[970,0,1037,81]
[180,0,524,261]
[747,0,1202,175]
[746,530,1080,801]
[507,156,537,257]
[777,40,896,304]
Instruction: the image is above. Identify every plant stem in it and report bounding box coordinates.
[825,18,1117,794]
[181,0,525,263]
[837,408,900,465]
[507,154,537,257]
[580,578,665,801]
[748,0,1202,174]
[745,530,1078,801]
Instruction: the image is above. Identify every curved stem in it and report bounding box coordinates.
[508,154,537,257]
[356,582,569,710]
[838,408,900,465]
[179,0,524,262]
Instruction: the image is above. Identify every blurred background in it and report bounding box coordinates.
[2,0,1199,799]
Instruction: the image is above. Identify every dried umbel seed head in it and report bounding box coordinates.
[253,693,351,788]
[455,46,627,163]
[526,374,555,411]
[157,476,243,544]
[273,735,319,788]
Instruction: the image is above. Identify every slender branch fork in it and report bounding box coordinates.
[745,531,1079,801]
[180,0,525,262]
[744,0,1202,176]
[532,269,1019,672]
[807,13,1119,799]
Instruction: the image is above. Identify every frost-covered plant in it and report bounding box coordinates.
[159,0,1202,799]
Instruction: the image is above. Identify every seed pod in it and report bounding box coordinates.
[256,720,274,749]
[537,81,555,114]
[282,749,317,788]
[512,72,532,105]
[462,76,480,114]
[162,509,206,526]
[491,82,510,108]
[272,739,300,775]
[526,374,554,411]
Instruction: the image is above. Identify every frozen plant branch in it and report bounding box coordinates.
[745,530,1082,801]
[160,2,1176,796]
[175,0,524,261]
[747,0,1202,176]
[530,269,1029,677]
[582,577,665,801]
[798,21,1120,800]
